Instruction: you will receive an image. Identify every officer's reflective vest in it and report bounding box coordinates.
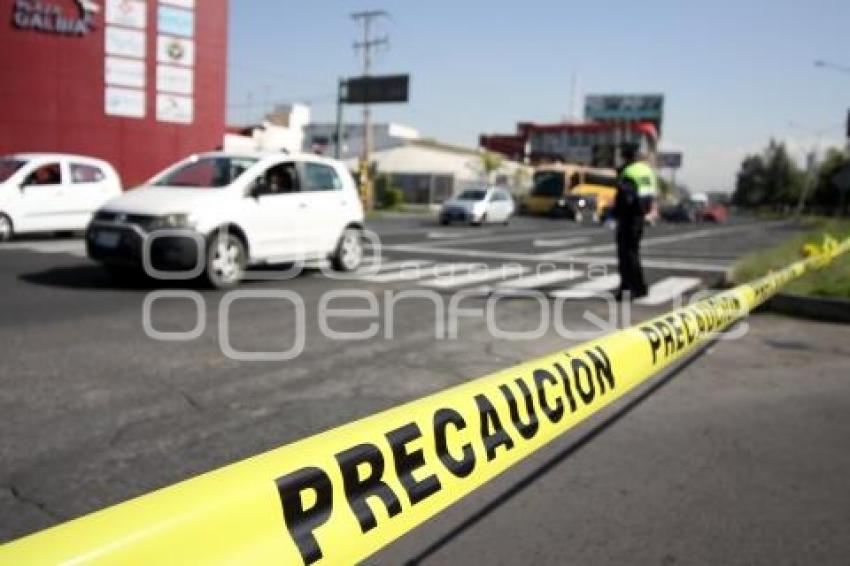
[621,161,658,198]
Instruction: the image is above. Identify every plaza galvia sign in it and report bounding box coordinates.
[13,0,100,36]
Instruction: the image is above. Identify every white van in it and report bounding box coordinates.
[0,153,122,241]
[86,152,366,288]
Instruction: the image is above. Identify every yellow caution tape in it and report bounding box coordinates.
[2,237,848,565]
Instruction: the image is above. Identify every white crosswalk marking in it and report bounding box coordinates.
[359,259,433,273]
[549,274,620,299]
[421,264,530,289]
[358,262,477,283]
[635,277,702,306]
[496,268,584,289]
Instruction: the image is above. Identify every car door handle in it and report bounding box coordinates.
[299,202,308,208]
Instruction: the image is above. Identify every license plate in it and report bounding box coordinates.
[95,230,120,248]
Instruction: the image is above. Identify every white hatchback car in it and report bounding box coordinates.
[439,187,515,226]
[0,153,122,241]
[86,152,366,288]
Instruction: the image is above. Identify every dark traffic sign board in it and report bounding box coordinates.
[656,151,683,169]
[343,74,409,104]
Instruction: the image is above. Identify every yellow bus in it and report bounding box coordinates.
[522,164,618,221]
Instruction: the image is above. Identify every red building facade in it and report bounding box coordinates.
[481,121,658,168]
[0,0,228,186]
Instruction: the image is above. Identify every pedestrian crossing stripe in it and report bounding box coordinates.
[420,264,530,289]
[549,274,621,298]
[495,268,584,289]
[358,262,477,283]
[635,277,702,306]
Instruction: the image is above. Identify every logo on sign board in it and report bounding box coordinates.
[167,39,185,61]
[13,0,100,35]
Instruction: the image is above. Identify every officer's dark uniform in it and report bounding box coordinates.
[613,162,654,299]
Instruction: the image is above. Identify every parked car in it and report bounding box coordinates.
[549,194,599,222]
[439,187,515,225]
[0,153,122,241]
[661,201,698,223]
[699,201,729,223]
[86,152,365,288]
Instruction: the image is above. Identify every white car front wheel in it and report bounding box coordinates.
[332,227,363,271]
[205,232,246,289]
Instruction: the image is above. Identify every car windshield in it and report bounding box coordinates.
[0,159,27,183]
[531,171,565,197]
[457,189,488,201]
[153,156,258,188]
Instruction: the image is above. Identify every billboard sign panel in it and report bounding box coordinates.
[105,26,145,58]
[585,94,664,133]
[105,87,145,118]
[157,35,194,66]
[106,0,147,29]
[105,56,146,88]
[157,93,194,124]
[343,74,409,104]
[158,6,194,37]
[157,65,193,95]
[656,151,683,169]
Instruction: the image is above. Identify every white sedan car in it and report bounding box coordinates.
[0,153,122,241]
[439,187,515,226]
[86,152,366,288]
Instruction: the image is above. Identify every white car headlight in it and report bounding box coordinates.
[147,213,195,231]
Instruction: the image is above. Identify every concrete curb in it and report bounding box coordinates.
[763,292,850,323]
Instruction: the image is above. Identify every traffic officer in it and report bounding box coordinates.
[613,145,657,300]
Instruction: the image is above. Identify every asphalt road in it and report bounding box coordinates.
[2,214,848,564]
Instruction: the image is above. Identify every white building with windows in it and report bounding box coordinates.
[345,138,531,205]
[303,122,420,158]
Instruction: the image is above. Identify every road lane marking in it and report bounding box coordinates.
[376,245,729,273]
[496,268,585,289]
[358,259,433,273]
[420,264,530,289]
[569,256,728,273]
[533,237,590,248]
[635,277,702,306]
[421,228,601,248]
[427,230,491,239]
[358,262,479,283]
[549,274,621,298]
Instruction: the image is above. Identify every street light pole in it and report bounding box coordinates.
[787,121,829,217]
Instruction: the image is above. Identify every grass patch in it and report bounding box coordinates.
[732,218,850,299]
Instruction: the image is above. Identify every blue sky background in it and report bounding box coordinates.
[228,0,850,191]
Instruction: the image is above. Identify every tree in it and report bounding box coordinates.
[733,140,803,209]
[763,140,804,206]
[479,151,504,184]
[811,148,850,214]
[733,153,768,207]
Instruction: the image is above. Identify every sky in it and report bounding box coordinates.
[227,0,850,192]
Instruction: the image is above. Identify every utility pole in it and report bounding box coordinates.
[351,9,389,211]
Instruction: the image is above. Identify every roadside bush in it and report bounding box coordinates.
[375,175,404,209]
